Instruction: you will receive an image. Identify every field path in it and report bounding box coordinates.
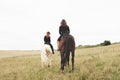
[0,50,40,58]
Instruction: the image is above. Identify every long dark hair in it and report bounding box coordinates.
[60,19,68,27]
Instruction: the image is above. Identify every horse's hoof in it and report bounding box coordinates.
[61,70,64,73]
[48,65,50,67]
[69,70,72,73]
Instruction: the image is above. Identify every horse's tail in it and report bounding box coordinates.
[64,35,70,54]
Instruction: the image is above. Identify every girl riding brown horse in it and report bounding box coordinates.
[57,19,75,73]
[59,33,75,73]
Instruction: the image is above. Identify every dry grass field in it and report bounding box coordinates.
[0,43,120,80]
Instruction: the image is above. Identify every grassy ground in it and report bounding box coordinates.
[0,44,120,80]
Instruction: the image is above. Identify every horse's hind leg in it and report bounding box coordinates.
[47,55,51,67]
[60,60,64,73]
[41,61,44,68]
[41,60,45,68]
[48,58,52,67]
[71,52,75,72]
[60,53,66,73]
[66,52,70,67]
[41,57,44,68]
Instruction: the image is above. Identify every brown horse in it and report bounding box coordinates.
[59,33,75,73]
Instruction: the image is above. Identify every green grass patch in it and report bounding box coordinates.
[0,43,120,80]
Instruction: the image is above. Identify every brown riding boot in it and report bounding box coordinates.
[57,41,60,51]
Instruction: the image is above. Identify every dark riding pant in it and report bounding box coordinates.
[45,43,54,54]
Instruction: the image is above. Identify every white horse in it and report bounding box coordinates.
[40,44,53,68]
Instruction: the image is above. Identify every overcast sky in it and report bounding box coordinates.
[0,0,120,50]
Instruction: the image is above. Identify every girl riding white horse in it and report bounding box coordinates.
[40,31,54,68]
[40,44,53,68]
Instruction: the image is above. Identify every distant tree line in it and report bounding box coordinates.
[100,40,111,46]
[77,40,111,49]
